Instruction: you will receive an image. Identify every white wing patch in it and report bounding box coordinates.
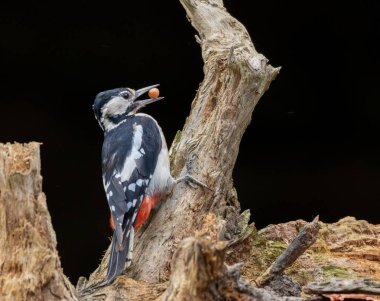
[128,183,136,192]
[120,123,144,182]
[132,211,137,223]
[126,201,132,211]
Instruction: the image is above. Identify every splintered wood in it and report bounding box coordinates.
[0,143,77,301]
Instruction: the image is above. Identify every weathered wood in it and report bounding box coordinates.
[252,217,380,285]
[0,143,78,301]
[84,0,279,286]
[159,214,313,301]
[256,216,320,286]
[304,278,380,295]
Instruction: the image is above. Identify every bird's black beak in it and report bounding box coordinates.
[134,84,163,108]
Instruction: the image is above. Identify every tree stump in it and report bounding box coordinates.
[0,143,77,301]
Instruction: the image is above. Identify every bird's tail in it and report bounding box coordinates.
[106,227,134,283]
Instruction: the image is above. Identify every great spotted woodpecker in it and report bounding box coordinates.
[93,84,206,283]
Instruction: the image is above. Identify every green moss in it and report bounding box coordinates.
[321,265,351,279]
[241,227,355,284]
[269,241,287,251]
[238,219,371,287]
[242,231,289,278]
[172,130,182,146]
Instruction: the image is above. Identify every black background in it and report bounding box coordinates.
[1,1,379,283]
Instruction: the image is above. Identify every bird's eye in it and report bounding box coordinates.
[120,91,130,99]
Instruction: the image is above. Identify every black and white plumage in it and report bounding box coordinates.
[93,85,174,283]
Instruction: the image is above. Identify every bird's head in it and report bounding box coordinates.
[93,84,162,131]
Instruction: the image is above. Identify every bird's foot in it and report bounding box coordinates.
[175,174,211,190]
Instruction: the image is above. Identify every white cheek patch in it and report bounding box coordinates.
[101,96,132,131]
[104,96,130,116]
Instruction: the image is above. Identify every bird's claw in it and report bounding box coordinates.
[187,181,198,189]
[176,174,211,191]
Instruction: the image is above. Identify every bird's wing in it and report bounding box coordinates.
[103,171,148,247]
[102,118,162,283]
[102,119,162,245]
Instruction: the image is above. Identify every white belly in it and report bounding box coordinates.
[136,113,173,196]
[147,146,173,196]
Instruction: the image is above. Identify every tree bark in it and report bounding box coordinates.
[84,0,279,286]
[0,143,78,301]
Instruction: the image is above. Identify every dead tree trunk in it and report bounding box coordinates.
[0,143,78,301]
[127,0,279,283]
[84,0,279,286]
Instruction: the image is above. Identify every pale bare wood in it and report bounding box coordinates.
[304,278,380,295]
[128,0,279,283]
[84,0,279,287]
[0,143,78,301]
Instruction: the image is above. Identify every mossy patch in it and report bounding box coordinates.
[230,217,380,289]
[240,231,288,279]
[321,265,351,280]
[172,130,182,146]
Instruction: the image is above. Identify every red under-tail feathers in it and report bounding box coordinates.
[110,193,162,231]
